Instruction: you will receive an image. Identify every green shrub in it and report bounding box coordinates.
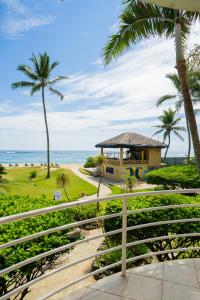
[0,165,6,179]
[84,156,96,168]
[146,165,200,189]
[0,194,75,298]
[104,194,200,262]
[29,170,37,179]
[71,203,97,221]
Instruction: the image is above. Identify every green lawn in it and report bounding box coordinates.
[0,167,97,200]
[109,184,157,195]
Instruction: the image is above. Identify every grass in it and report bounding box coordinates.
[109,184,157,195]
[79,168,92,176]
[0,167,97,200]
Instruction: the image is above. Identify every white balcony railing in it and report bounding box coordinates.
[0,189,200,300]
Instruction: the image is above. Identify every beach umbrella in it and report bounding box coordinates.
[144,0,200,12]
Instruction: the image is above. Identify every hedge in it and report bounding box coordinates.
[0,194,75,298]
[104,194,200,262]
[146,165,200,189]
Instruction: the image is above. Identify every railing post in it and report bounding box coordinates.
[121,197,127,277]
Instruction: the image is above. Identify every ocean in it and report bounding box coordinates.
[0,151,98,164]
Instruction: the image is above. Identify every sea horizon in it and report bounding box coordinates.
[0,150,98,164]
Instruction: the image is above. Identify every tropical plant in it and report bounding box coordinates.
[84,156,97,168]
[157,71,200,162]
[95,155,104,210]
[0,165,6,179]
[153,109,185,161]
[56,172,70,200]
[146,165,200,189]
[103,0,200,176]
[124,175,136,192]
[0,194,74,299]
[12,53,67,178]
[29,170,37,180]
[104,194,200,262]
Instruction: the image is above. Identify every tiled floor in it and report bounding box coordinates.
[66,259,200,300]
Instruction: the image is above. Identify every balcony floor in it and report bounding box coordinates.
[67,258,200,300]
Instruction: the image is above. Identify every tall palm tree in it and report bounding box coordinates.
[157,71,200,161]
[153,109,186,161]
[12,53,67,178]
[103,0,200,175]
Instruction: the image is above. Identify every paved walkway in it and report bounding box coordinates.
[63,164,111,199]
[27,228,104,300]
[67,259,200,300]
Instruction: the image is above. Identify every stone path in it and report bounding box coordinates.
[27,228,104,300]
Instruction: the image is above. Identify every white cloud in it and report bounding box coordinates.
[0,0,55,37]
[1,26,200,153]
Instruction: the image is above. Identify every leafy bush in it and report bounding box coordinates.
[183,157,196,165]
[29,170,37,179]
[146,165,200,189]
[104,194,200,262]
[0,194,75,299]
[0,165,6,179]
[84,157,96,168]
[71,203,97,221]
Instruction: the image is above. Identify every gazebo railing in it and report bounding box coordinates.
[0,189,200,300]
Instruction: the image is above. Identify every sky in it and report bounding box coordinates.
[0,0,200,156]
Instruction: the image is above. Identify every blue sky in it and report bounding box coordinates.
[0,0,200,156]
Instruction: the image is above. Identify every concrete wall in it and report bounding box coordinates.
[148,148,161,166]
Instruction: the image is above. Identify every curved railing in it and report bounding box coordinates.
[0,189,200,300]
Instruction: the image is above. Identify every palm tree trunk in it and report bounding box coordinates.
[63,186,70,201]
[42,87,50,179]
[96,164,102,211]
[175,22,200,176]
[186,117,191,163]
[164,134,170,162]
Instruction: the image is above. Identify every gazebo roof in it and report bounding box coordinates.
[95,132,167,149]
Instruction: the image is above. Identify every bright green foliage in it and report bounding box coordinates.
[0,194,74,298]
[84,157,97,168]
[0,167,97,199]
[0,165,6,179]
[29,170,37,179]
[123,175,136,192]
[71,203,97,221]
[56,172,70,200]
[146,165,200,189]
[104,194,200,262]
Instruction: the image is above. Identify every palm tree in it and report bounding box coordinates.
[153,109,186,161]
[157,71,200,162]
[95,155,104,210]
[103,0,200,175]
[56,172,70,201]
[12,53,67,178]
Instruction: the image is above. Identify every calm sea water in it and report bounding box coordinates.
[0,151,98,164]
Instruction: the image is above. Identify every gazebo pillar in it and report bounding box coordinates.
[120,147,123,167]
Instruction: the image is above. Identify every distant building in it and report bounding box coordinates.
[95,132,167,181]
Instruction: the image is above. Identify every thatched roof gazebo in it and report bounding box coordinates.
[95,132,166,181]
[95,132,166,149]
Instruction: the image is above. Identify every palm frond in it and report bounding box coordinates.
[50,61,59,72]
[47,76,68,85]
[49,87,64,100]
[17,65,38,81]
[12,81,35,89]
[156,94,176,107]
[103,1,175,65]
[30,84,42,96]
[174,130,184,141]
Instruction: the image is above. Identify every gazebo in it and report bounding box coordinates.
[95,132,167,181]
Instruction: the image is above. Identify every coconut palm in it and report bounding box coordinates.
[153,109,186,161]
[103,0,200,175]
[157,71,200,162]
[12,53,67,178]
[95,155,104,210]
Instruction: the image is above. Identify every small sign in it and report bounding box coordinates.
[54,191,62,200]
